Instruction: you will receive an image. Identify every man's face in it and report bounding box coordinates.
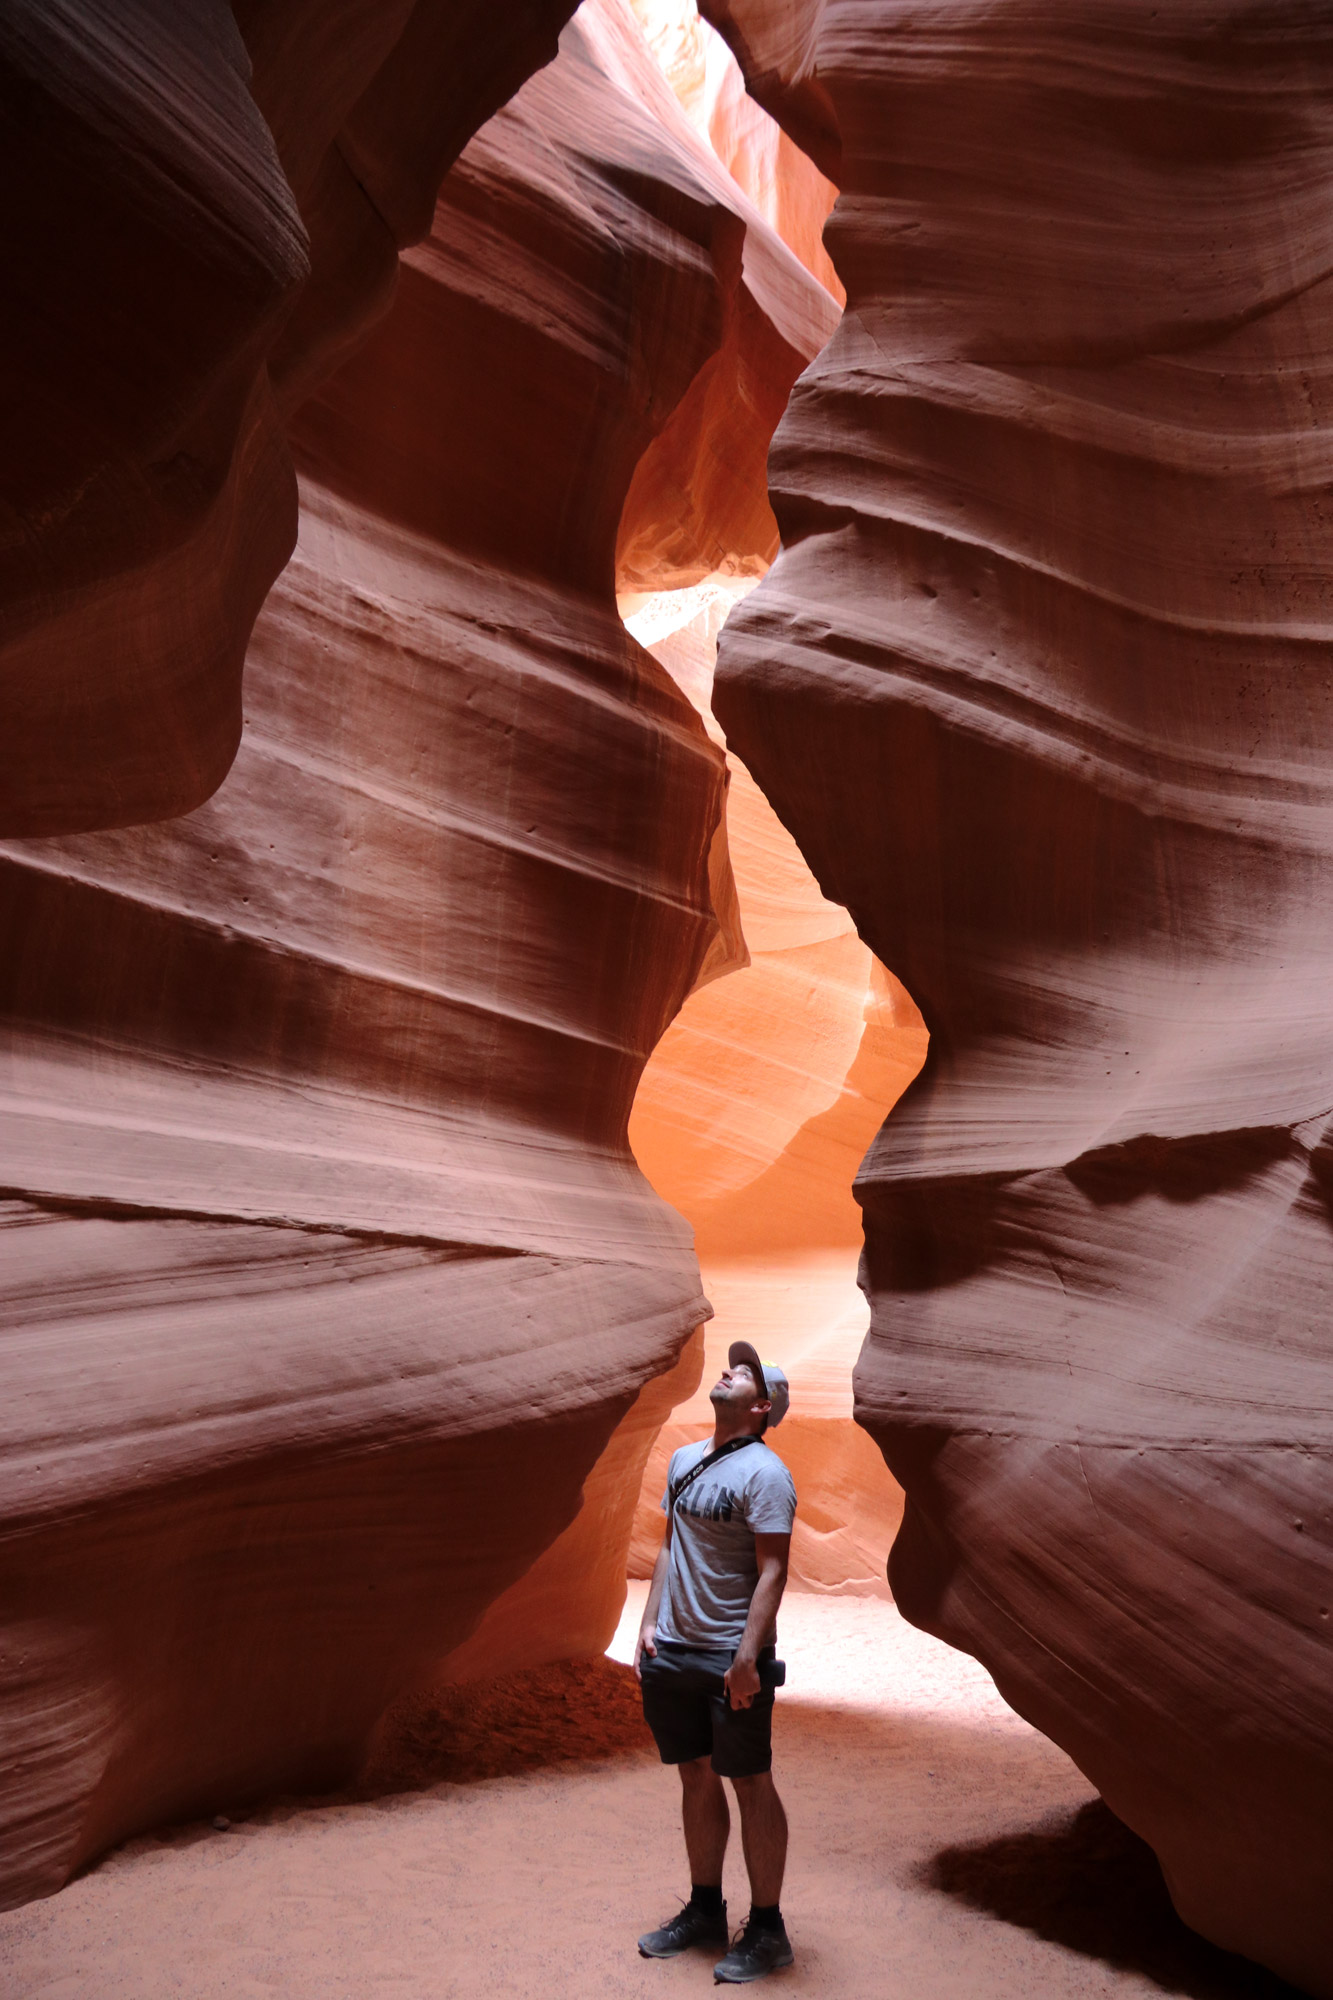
[709,1363,768,1427]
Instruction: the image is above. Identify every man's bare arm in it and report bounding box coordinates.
[724,1531,791,1709]
[634,1514,672,1680]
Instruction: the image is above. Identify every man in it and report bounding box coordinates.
[634,1339,797,1984]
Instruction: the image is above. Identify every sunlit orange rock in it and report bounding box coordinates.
[630,0,841,299]
[0,0,829,1908]
[611,31,840,592]
[696,0,839,184]
[625,579,926,1594]
[713,3,1333,1990]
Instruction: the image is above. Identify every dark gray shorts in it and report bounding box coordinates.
[640,1642,776,1778]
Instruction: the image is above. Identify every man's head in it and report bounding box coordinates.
[708,1341,790,1436]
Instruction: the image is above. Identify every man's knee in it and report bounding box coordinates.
[679,1754,720,1789]
[730,1770,780,1804]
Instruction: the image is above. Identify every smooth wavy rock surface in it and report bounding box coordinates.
[0,0,830,1908]
[0,0,575,836]
[630,0,842,299]
[612,7,841,594]
[712,4,1333,1990]
[626,578,925,1593]
[696,0,839,183]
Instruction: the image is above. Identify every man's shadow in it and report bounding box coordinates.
[924,1798,1310,1999]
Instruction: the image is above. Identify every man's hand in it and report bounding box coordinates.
[724,1654,761,1709]
[726,1533,789,1709]
[634,1624,657,1681]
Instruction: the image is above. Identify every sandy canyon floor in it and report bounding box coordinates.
[0,1590,1296,2000]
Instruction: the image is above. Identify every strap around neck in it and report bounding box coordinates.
[668,1433,761,1512]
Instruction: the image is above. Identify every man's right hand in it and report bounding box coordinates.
[633,1625,657,1681]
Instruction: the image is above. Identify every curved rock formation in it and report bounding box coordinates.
[613,0,843,593]
[625,579,925,1594]
[0,0,576,836]
[629,0,841,298]
[0,0,830,1908]
[713,4,1333,1990]
[696,0,840,185]
[439,1327,705,1684]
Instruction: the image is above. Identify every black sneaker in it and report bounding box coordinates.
[638,1899,729,1958]
[713,1917,794,1983]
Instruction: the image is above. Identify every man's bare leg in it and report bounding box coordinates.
[679,1755,730,1885]
[637,1758,731,1957]
[730,1771,788,1907]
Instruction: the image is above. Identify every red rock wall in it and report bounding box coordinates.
[438,1327,705,1684]
[0,0,576,837]
[712,4,1333,1991]
[0,0,828,1908]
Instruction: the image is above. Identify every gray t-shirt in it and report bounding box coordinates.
[657,1439,797,1649]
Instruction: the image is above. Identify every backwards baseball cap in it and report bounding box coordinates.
[728,1340,789,1430]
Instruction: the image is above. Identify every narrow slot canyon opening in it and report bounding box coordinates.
[608,0,928,1607]
[620,574,927,1595]
[402,0,931,1695]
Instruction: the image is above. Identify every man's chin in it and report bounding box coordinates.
[708,1385,727,1403]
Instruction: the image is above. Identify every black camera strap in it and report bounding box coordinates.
[667,1435,762,1515]
[665,1437,787,1687]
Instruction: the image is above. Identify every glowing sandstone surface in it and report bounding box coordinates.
[710,1,1333,1991]
[624,578,927,1593]
[0,0,833,1908]
[628,0,843,299]
[616,11,924,1596]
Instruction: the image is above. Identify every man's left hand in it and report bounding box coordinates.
[724,1655,761,1709]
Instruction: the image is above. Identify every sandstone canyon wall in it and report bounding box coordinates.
[628,0,843,300]
[0,0,580,836]
[712,3,1333,1991]
[0,0,833,1906]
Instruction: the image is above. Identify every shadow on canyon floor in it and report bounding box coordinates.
[925,1799,1310,2000]
[359,1653,652,1791]
[73,1656,655,1869]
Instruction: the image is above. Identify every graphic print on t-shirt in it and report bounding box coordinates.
[676,1484,739,1523]
[656,1440,797,1650]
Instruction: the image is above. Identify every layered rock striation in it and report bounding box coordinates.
[0,0,831,1907]
[629,0,842,299]
[713,3,1333,1990]
[0,0,578,836]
